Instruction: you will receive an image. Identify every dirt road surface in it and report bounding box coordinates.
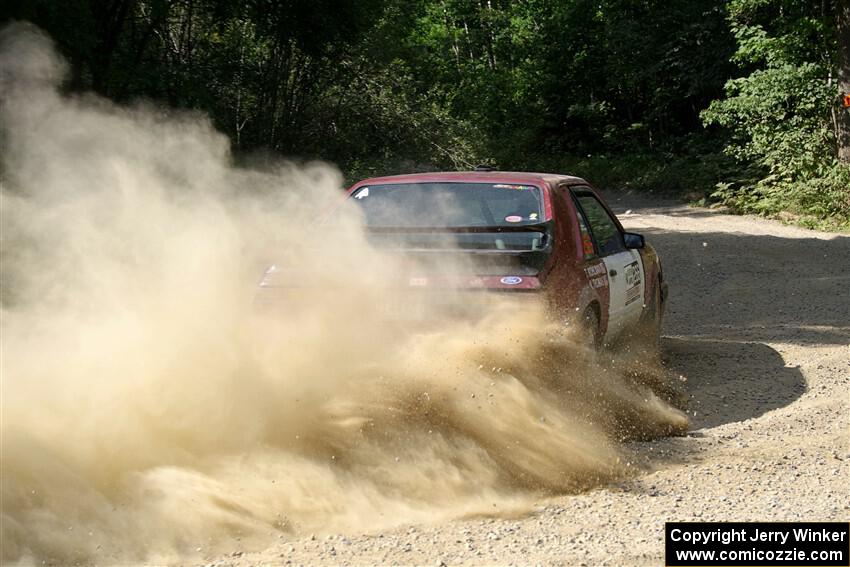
[202,195,849,567]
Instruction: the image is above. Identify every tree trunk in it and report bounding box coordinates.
[442,1,461,71]
[838,0,850,162]
[481,0,497,70]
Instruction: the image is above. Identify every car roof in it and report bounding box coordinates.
[352,171,588,187]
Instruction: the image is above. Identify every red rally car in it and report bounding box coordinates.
[260,170,668,348]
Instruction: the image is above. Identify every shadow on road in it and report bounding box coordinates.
[663,337,806,429]
[647,224,847,429]
[647,229,850,346]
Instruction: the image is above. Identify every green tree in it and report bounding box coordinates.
[702,0,850,226]
[838,0,850,162]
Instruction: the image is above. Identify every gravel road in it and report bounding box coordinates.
[200,195,849,567]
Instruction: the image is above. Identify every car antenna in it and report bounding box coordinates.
[473,164,497,172]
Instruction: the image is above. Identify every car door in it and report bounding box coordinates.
[572,188,645,339]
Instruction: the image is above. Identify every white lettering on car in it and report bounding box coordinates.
[584,263,606,278]
[624,261,642,305]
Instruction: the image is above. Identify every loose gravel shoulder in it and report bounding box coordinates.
[201,195,850,567]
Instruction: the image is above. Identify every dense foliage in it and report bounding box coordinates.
[2,0,848,228]
[702,0,850,228]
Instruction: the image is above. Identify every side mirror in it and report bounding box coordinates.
[623,232,645,249]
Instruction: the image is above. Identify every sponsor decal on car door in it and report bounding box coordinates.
[603,251,645,337]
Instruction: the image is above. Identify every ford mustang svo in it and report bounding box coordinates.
[258,170,667,349]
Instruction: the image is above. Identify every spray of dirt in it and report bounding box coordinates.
[0,23,687,565]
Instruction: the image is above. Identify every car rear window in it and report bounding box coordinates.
[349,182,543,228]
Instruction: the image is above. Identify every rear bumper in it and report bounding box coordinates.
[254,285,544,325]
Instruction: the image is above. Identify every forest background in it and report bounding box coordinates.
[4,0,849,229]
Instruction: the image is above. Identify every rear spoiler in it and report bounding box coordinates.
[364,221,552,234]
[365,222,553,256]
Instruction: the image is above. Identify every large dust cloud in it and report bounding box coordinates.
[0,23,687,565]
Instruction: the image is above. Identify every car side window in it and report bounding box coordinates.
[574,191,625,256]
